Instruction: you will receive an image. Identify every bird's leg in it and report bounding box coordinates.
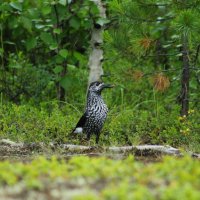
[95,133,100,145]
[86,133,91,147]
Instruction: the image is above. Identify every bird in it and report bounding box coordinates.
[72,81,113,144]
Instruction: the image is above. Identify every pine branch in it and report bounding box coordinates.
[137,1,170,7]
[194,44,200,66]
[144,53,180,58]
[124,14,174,23]
[142,68,182,77]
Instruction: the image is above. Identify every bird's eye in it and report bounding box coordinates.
[96,82,101,86]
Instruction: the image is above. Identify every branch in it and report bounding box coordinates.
[194,44,200,66]
[142,66,199,78]
[196,74,200,85]
[124,13,174,23]
[144,53,181,57]
[137,1,170,7]
[142,68,182,77]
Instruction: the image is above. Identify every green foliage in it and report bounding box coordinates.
[104,104,200,150]
[0,103,77,143]
[0,0,100,102]
[0,155,199,199]
[0,0,200,152]
[172,10,200,36]
[1,1,200,198]
[104,0,200,100]
[0,103,200,151]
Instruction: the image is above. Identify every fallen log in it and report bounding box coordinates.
[0,139,199,159]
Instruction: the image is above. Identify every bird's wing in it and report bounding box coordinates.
[71,111,88,134]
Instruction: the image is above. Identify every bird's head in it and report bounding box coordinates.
[88,81,114,94]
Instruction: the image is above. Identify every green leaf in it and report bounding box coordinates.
[53,28,62,34]
[190,80,197,90]
[59,49,68,58]
[90,4,99,15]
[53,65,63,74]
[60,76,73,90]
[10,63,22,69]
[10,2,22,11]
[96,18,110,26]
[74,51,84,62]
[4,41,16,45]
[67,64,76,69]
[26,37,37,51]
[54,55,64,64]
[163,44,171,48]
[21,17,32,32]
[176,53,183,57]
[69,17,80,29]
[41,6,51,15]
[35,24,45,29]
[0,48,4,56]
[59,0,66,6]
[50,43,58,50]
[40,32,54,45]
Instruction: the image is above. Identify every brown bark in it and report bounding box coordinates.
[54,4,66,102]
[57,64,67,102]
[180,34,190,116]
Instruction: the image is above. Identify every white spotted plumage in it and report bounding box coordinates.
[72,81,112,143]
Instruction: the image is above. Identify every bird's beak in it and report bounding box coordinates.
[101,83,115,89]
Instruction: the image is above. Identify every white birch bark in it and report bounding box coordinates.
[88,0,106,84]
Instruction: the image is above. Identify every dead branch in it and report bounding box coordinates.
[0,139,199,159]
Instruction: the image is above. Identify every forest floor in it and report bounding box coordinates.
[0,145,159,200]
[0,139,165,162]
[0,140,199,200]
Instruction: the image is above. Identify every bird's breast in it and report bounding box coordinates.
[84,95,109,133]
[87,102,108,126]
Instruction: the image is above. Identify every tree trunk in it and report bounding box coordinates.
[54,4,66,102]
[57,82,66,102]
[88,0,106,85]
[180,34,190,116]
[57,64,67,102]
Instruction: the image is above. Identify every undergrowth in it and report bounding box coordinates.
[0,156,199,199]
[0,102,200,152]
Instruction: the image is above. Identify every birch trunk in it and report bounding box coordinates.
[88,0,106,84]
